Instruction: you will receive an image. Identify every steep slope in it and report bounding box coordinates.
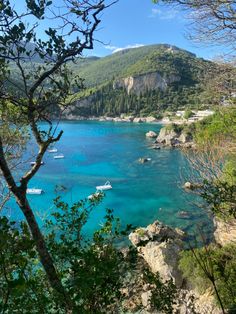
[64,44,211,118]
[72,44,198,88]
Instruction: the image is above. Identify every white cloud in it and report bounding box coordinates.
[149,8,179,20]
[105,44,144,54]
[104,45,118,51]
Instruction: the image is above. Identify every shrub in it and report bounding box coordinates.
[179,244,236,311]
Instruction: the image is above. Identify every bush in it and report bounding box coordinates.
[179,244,236,311]
[0,198,177,313]
[184,109,194,119]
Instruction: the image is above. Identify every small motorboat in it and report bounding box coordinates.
[96,181,112,191]
[53,154,64,159]
[30,161,44,166]
[48,148,58,153]
[26,188,43,195]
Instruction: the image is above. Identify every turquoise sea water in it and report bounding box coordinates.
[4,121,213,238]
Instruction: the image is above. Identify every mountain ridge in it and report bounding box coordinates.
[63,44,212,118]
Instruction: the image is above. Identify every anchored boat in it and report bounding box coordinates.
[48,148,58,153]
[26,188,43,195]
[53,154,64,159]
[96,181,112,191]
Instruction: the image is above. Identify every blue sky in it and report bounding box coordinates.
[14,0,225,60]
[89,0,224,60]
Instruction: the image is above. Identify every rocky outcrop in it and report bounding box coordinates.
[138,157,151,163]
[129,220,185,288]
[214,217,236,246]
[156,127,179,146]
[146,131,157,138]
[113,72,180,95]
[128,221,222,314]
[155,126,194,147]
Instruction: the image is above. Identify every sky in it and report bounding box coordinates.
[14,0,226,60]
[89,0,225,60]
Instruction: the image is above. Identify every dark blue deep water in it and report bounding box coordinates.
[3,121,213,238]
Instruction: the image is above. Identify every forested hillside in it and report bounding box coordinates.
[67,44,215,117]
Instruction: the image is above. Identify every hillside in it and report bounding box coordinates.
[65,44,212,118]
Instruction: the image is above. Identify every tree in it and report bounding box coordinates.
[0,0,114,311]
[153,0,236,51]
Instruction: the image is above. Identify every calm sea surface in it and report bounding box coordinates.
[4,121,213,238]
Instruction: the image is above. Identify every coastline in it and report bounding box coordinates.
[59,115,185,125]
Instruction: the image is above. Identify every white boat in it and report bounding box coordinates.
[88,191,102,200]
[53,154,64,159]
[30,161,44,166]
[96,181,112,191]
[48,148,58,153]
[26,188,43,195]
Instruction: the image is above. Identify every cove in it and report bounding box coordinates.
[4,121,213,239]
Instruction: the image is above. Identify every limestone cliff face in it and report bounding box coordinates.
[214,217,236,246]
[113,72,180,95]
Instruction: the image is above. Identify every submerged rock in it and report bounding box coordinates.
[177,211,191,219]
[138,157,151,164]
[183,181,193,189]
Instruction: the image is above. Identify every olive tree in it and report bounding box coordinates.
[0,0,115,311]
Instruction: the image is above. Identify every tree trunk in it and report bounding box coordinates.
[16,193,73,313]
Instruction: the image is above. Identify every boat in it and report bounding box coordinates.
[30,161,44,166]
[53,154,64,159]
[26,188,43,195]
[48,148,58,153]
[96,181,112,191]
[88,191,102,200]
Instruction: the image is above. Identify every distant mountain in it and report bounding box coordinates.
[64,44,212,118]
[6,43,214,118]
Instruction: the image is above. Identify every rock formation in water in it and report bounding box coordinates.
[154,126,194,148]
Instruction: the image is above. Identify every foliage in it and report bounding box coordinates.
[66,44,217,117]
[0,1,112,308]
[153,1,236,51]
[72,82,205,117]
[0,216,62,314]
[201,180,236,219]
[179,244,236,311]
[193,107,236,148]
[144,270,177,314]
[184,109,194,119]
[188,107,236,219]
[0,197,177,313]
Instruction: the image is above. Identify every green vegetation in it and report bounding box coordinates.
[68,45,215,117]
[179,245,236,311]
[193,108,236,147]
[0,197,177,313]
[184,109,194,119]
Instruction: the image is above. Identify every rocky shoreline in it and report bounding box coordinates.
[146,126,195,149]
[61,114,162,123]
[126,219,230,314]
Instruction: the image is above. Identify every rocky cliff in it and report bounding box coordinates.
[113,72,180,95]
[128,220,222,314]
[214,217,236,246]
